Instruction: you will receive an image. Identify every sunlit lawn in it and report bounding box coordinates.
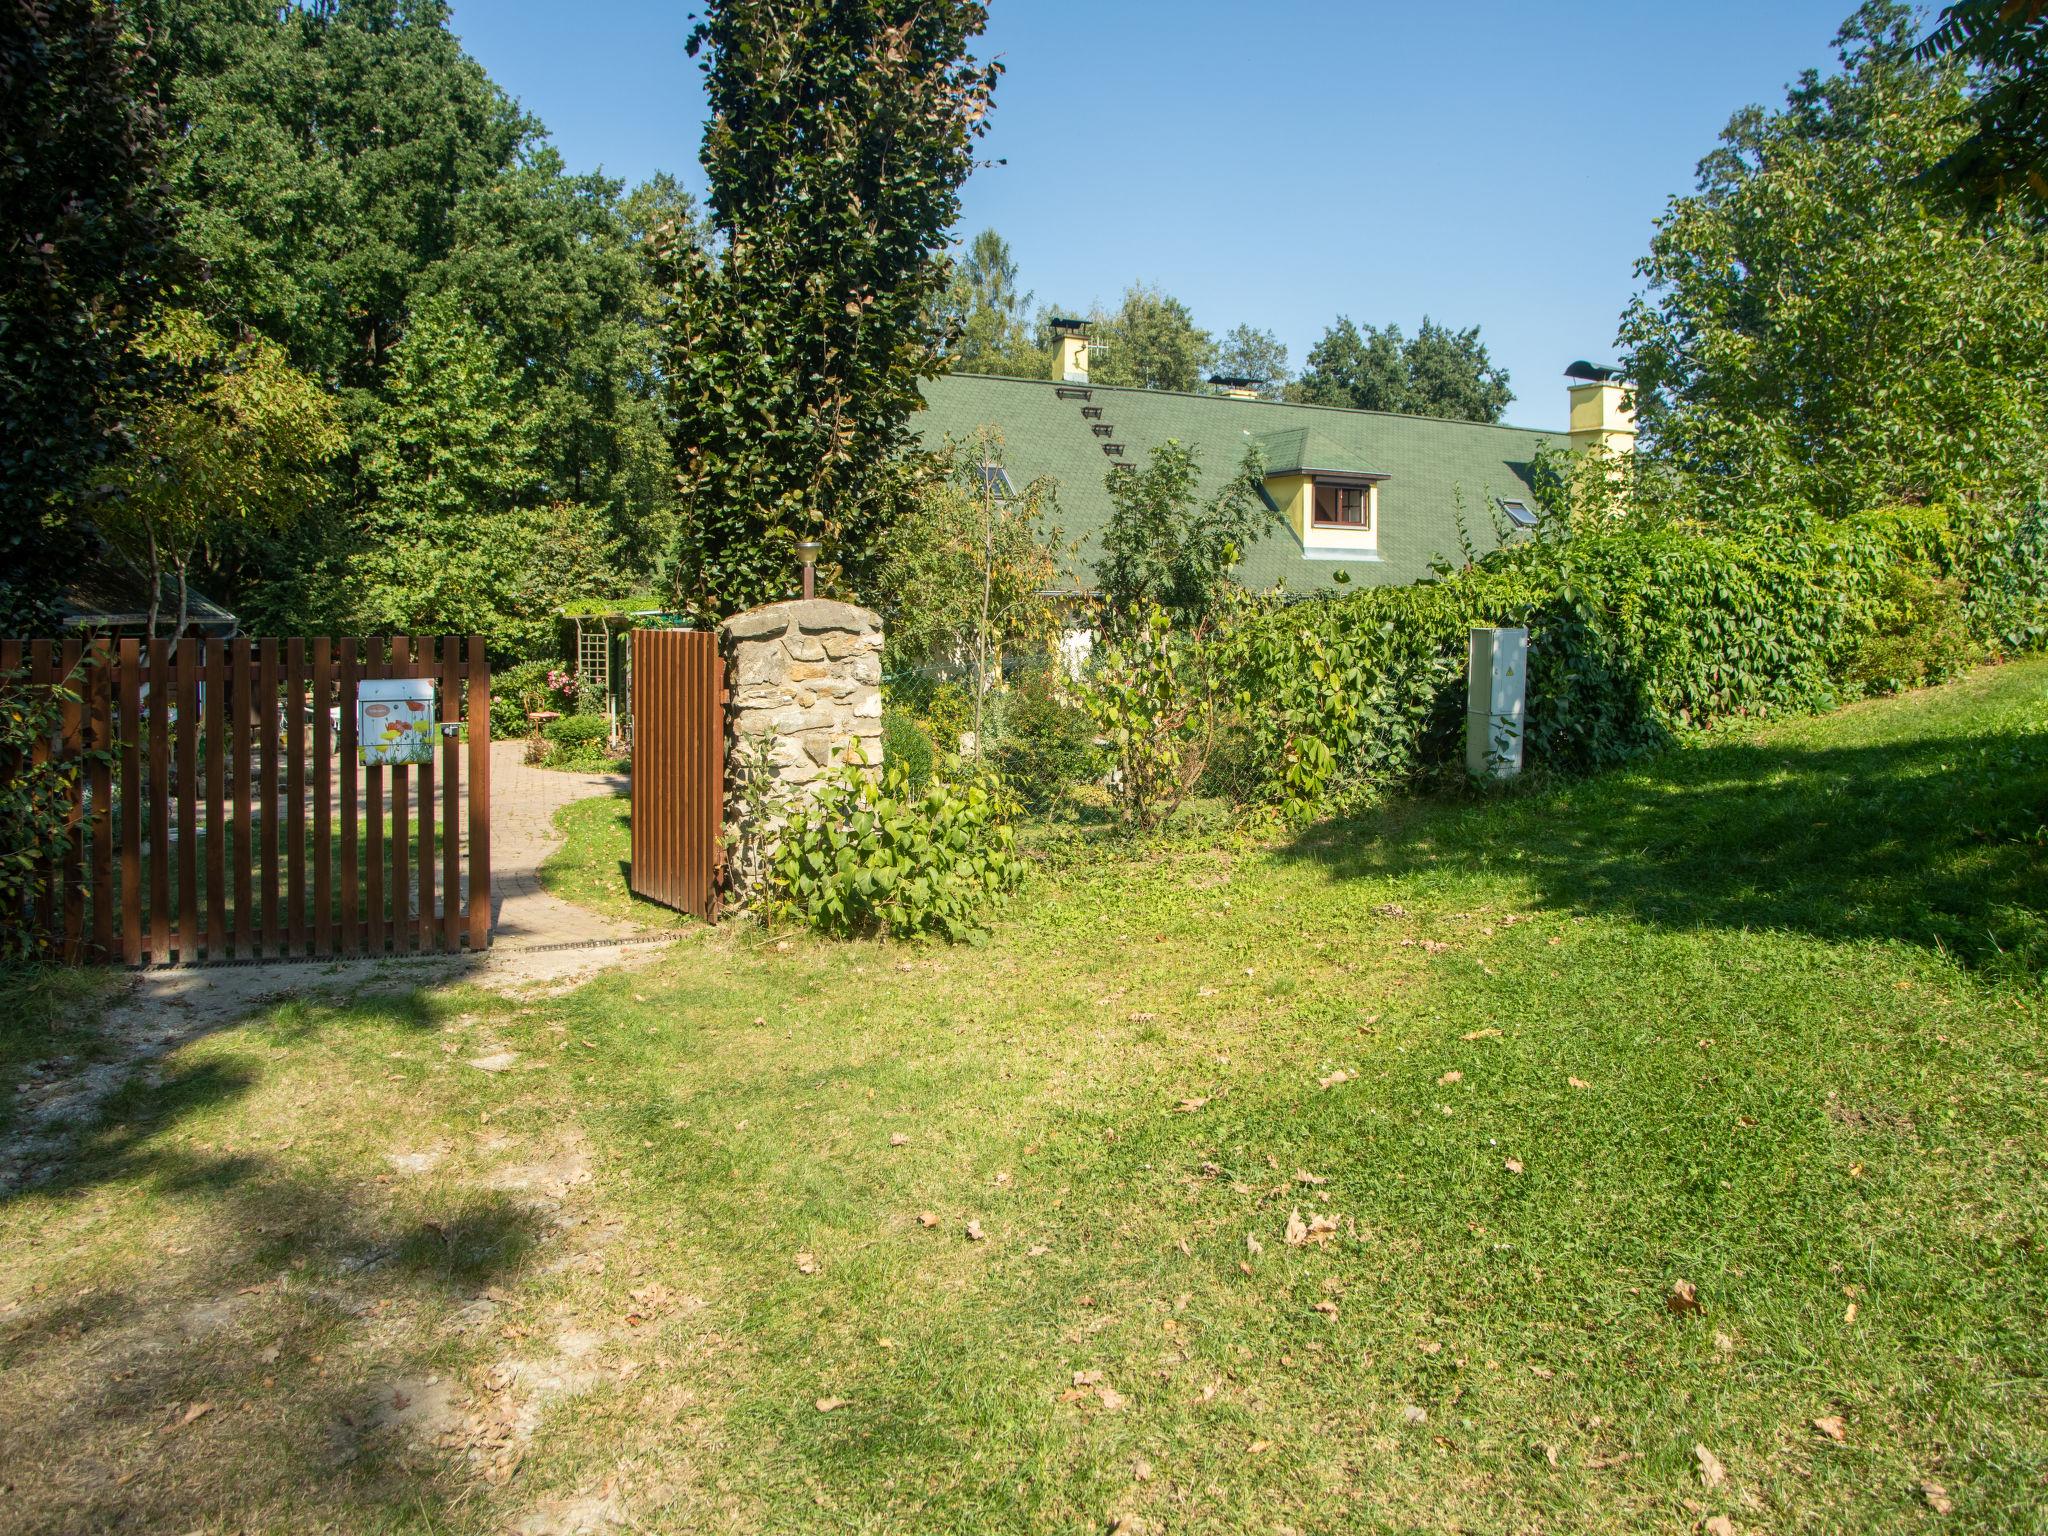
[2,660,2043,1534]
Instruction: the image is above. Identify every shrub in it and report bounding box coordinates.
[1840,564,1974,696]
[1,664,102,961]
[988,674,1098,813]
[921,680,970,755]
[771,754,1024,942]
[544,713,610,748]
[882,706,935,791]
[493,659,571,737]
[1082,607,1222,831]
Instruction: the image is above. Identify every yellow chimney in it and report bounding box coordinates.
[1564,362,1635,456]
[1051,317,1090,384]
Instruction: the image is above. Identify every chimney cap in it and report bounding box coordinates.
[1048,316,1090,337]
[1565,360,1625,383]
[1208,374,1266,390]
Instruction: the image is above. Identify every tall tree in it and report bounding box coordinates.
[1095,440,1274,630]
[1211,324,1289,397]
[1620,1,2048,518]
[1,0,176,631]
[1288,315,1510,421]
[1085,283,1213,392]
[655,0,999,617]
[940,229,1046,377]
[1918,0,2048,220]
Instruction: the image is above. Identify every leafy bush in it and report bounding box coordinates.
[921,680,970,755]
[493,659,572,737]
[771,754,1024,942]
[1840,564,1974,696]
[1,665,102,961]
[544,713,610,747]
[1082,607,1221,830]
[1220,507,2042,819]
[882,706,935,791]
[988,674,1098,813]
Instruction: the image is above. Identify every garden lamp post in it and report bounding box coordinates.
[794,537,823,600]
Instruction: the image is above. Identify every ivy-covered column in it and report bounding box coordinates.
[719,599,884,902]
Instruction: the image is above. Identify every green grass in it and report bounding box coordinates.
[537,792,696,929]
[2,660,2044,1534]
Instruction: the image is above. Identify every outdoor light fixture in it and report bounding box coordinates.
[794,537,823,600]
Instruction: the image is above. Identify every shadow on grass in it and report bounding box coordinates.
[0,992,546,1533]
[1284,695,2048,977]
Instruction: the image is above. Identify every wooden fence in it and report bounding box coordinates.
[1,636,490,965]
[628,628,724,922]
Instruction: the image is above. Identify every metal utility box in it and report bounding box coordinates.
[1466,626,1528,779]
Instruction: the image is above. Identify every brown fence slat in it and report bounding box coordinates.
[415,635,436,951]
[629,629,722,923]
[286,637,306,955]
[365,638,385,955]
[231,638,255,958]
[259,638,280,957]
[203,638,226,957]
[173,638,198,961]
[88,640,115,960]
[59,638,86,960]
[340,639,360,954]
[147,640,171,964]
[391,637,414,950]
[440,636,461,953]
[313,639,333,956]
[119,639,142,964]
[466,637,490,951]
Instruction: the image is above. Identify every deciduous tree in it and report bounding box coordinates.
[1095,440,1274,630]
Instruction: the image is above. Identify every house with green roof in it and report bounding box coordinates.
[912,341,1635,595]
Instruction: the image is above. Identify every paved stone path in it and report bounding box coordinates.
[485,739,638,949]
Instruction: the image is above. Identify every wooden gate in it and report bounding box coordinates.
[629,628,724,921]
[1,635,490,965]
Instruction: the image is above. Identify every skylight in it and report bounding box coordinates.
[977,463,1015,498]
[1498,498,1539,529]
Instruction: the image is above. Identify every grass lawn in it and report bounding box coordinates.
[536,793,696,931]
[2,660,2043,1534]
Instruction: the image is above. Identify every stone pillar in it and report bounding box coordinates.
[719,599,883,900]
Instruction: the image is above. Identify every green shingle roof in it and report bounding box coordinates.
[914,373,1561,593]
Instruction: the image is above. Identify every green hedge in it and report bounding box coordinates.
[1225,507,2045,815]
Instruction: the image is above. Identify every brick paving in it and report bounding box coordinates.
[485,739,640,949]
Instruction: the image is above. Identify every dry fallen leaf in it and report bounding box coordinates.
[1027,1243,1050,1257]
[814,1396,849,1413]
[1132,1456,1154,1482]
[1312,1300,1340,1320]
[1462,1027,1503,1041]
[1097,1387,1128,1412]
[1529,1364,1555,1380]
[1401,1405,1428,1425]
[1176,1097,1208,1113]
[964,1219,986,1242]
[1439,1070,1464,1086]
[1504,1157,1524,1175]
[160,1401,214,1434]
[1844,1301,1859,1324]
[1248,1438,1272,1454]
[917,1211,939,1228]
[1667,1279,1702,1315]
[1702,1518,1736,1536]
[1568,1075,1591,1090]
[1693,1443,1727,1488]
[1812,1415,1847,1444]
[1713,1330,1736,1354]
[1318,1068,1354,1089]
[889,1132,909,1147]
[795,1252,819,1275]
[1920,1480,1953,1515]
[1294,1169,1326,1186]
[1107,1515,1145,1536]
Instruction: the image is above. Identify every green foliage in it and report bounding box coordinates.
[1954,502,2048,652]
[1211,325,1290,397]
[1082,284,1214,393]
[102,308,345,633]
[771,754,1024,941]
[920,680,971,756]
[0,664,104,961]
[655,0,999,617]
[1841,564,1974,695]
[882,707,936,791]
[1287,316,1511,422]
[491,659,569,737]
[544,714,610,748]
[1,0,175,632]
[1096,440,1275,631]
[1221,508,2037,818]
[986,673,1099,814]
[1621,2,2048,519]
[1081,607,1221,831]
[872,429,1070,744]
[937,230,1046,378]
[1917,0,2048,222]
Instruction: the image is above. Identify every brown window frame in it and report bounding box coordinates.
[1311,477,1379,530]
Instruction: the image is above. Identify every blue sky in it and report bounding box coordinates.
[454,0,1861,430]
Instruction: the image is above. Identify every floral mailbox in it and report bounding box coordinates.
[357,678,439,765]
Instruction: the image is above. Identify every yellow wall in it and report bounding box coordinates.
[1566,381,1637,456]
[1269,474,1379,556]
[1058,334,1090,383]
[1267,474,1313,542]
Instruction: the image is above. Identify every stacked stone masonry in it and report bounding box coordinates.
[720,597,884,790]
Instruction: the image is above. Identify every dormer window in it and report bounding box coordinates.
[1315,483,1373,529]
